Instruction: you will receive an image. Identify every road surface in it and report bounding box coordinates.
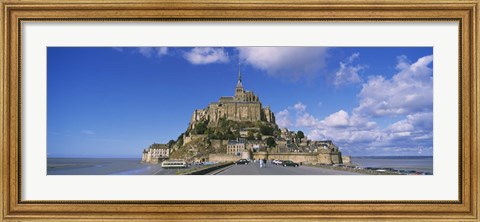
[213,162,362,175]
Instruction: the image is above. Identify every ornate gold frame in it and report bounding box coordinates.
[1,0,478,221]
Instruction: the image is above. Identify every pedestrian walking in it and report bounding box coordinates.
[259,159,263,168]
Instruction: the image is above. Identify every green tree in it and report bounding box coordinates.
[266,137,276,148]
[256,133,263,140]
[205,127,214,135]
[225,130,236,140]
[177,133,184,146]
[247,130,255,140]
[219,117,228,128]
[193,121,208,134]
[296,131,305,139]
[234,130,241,138]
[260,125,274,136]
[167,139,176,148]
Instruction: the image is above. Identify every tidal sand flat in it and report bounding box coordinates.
[47,158,163,175]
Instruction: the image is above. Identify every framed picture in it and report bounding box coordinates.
[1,0,478,221]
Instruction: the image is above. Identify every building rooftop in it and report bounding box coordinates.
[149,143,169,149]
[228,138,246,145]
[219,96,234,101]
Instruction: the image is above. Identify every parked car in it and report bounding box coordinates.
[235,159,249,165]
[282,160,299,167]
[274,160,284,165]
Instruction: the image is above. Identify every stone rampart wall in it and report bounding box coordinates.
[330,153,342,164]
[251,152,344,165]
[209,153,240,162]
[253,152,318,164]
[342,155,351,164]
[318,153,333,164]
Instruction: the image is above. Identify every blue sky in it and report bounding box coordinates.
[47,47,433,158]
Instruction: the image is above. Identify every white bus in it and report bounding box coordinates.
[161,160,188,168]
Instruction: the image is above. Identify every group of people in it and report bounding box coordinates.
[257,159,267,168]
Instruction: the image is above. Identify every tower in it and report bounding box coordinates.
[235,63,245,99]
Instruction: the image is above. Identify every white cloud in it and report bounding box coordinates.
[238,47,328,81]
[316,110,376,130]
[156,47,168,56]
[292,102,307,112]
[136,47,169,58]
[307,127,381,146]
[296,113,319,127]
[354,55,433,117]
[321,110,350,127]
[284,102,321,127]
[138,47,153,57]
[275,109,292,128]
[81,130,95,135]
[305,109,379,147]
[387,112,433,135]
[347,52,359,63]
[183,47,229,65]
[388,118,414,132]
[334,52,366,86]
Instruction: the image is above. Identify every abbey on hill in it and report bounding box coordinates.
[189,70,275,127]
[141,69,350,165]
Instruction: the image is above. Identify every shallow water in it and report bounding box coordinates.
[351,156,433,174]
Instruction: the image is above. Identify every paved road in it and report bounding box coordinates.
[214,162,362,175]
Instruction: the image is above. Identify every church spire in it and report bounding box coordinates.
[236,61,243,88]
[238,61,242,82]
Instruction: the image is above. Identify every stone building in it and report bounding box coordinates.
[246,140,267,152]
[189,69,275,130]
[141,143,170,164]
[311,140,340,152]
[226,139,246,156]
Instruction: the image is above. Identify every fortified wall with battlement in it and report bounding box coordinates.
[209,150,348,165]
